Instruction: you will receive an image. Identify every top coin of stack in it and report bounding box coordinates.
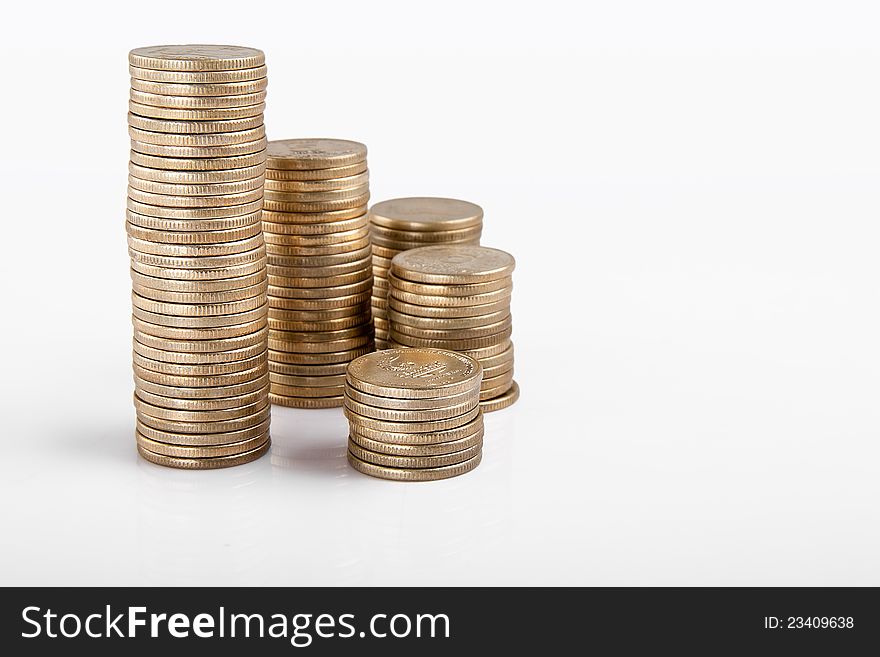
[126,45,271,469]
[387,245,519,413]
[369,198,483,350]
[344,349,484,481]
[262,139,374,408]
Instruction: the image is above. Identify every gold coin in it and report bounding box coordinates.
[476,341,514,367]
[126,221,262,246]
[369,197,483,232]
[133,361,268,388]
[370,232,481,250]
[128,244,265,269]
[369,243,404,259]
[271,382,345,398]
[131,303,267,329]
[387,296,510,319]
[128,187,264,209]
[269,314,370,333]
[347,450,481,481]
[127,234,264,257]
[266,246,372,269]
[370,221,481,240]
[138,438,270,469]
[389,326,512,351]
[262,192,370,214]
[482,357,514,379]
[136,403,270,434]
[269,394,344,408]
[391,315,512,340]
[263,186,369,204]
[129,45,265,72]
[130,136,268,158]
[371,296,388,311]
[133,328,267,354]
[126,211,264,234]
[127,197,263,219]
[134,385,269,411]
[264,171,369,192]
[349,425,483,456]
[130,255,267,281]
[269,360,350,376]
[348,413,483,445]
[130,88,267,109]
[480,372,515,397]
[388,285,511,309]
[373,317,389,330]
[133,315,267,342]
[348,439,481,469]
[344,396,477,422]
[129,161,265,183]
[266,254,371,279]
[269,345,372,365]
[268,301,370,321]
[133,337,266,363]
[267,138,367,170]
[374,339,390,350]
[268,268,370,290]
[136,416,270,447]
[268,323,372,343]
[265,236,370,258]
[346,348,481,399]
[268,372,348,387]
[134,372,269,400]
[128,124,266,146]
[388,307,509,330]
[268,334,373,354]
[268,278,371,300]
[128,113,265,135]
[136,430,268,458]
[343,383,478,411]
[134,394,268,422]
[266,161,367,181]
[129,100,265,121]
[132,281,266,305]
[132,350,266,376]
[387,273,512,297]
[391,245,515,284]
[129,150,266,171]
[128,175,264,197]
[481,385,519,412]
[263,226,370,247]
[268,291,371,311]
[129,78,268,97]
[261,213,369,236]
[129,64,267,83]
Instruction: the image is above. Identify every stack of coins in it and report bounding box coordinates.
[262,139,374,408]
[344,349,484,481]
[387,245,519,412]
[369,198,483,349]
[126,45,271,468]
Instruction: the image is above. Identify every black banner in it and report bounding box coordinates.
[0,587,876,654]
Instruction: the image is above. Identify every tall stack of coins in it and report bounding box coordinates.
[369,198,483,349]
[262,139,373,408]
[344,349,484,481]
[126,45,271,468]
[387,246,519,413]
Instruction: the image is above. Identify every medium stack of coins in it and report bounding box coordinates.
[126,45,271,468]
[369,198,483,349]
[387,245,519,412]
[344,349,484,481]
[262,139,374,408]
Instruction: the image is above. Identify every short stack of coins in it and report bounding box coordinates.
[344,349,484,481]
[262,139,374,408]
[387,245,519,412]
[126,45,271,468]
[369,198,483,349]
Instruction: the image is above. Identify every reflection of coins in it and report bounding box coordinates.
[347,450,481,481]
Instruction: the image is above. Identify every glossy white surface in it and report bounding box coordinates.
[2,0,880,585]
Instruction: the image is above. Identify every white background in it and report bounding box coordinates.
[1,0,879,585]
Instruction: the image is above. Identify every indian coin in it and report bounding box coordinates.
[129,45,265,72]
[387,273,512,297]
[261,214,369,236]
[130,136,268,158]
[129,78,268,97]
[137,439,270,469]
[389,326,512,350]
[132,350,266,376]
[129,150,266,171]
[136,416,269,447]
[263,226,370,247]
[348,439,481,469]
[269,394,344,408]
[129,100,265,121]
[268,301,370,321]
[130,255,267,281]
[132,315,267,341]
[262,192,370,213]
[266,240,370,263]
[271,383,346,398]
[266,254,371,278]
[390,245,515,284]
[126,221,262,245]
[390,315,512,340]
[346,349,481,399]
[266,138,366,170]
[388,307,509,330]
[136,431,268,458]
[134,372,270,400]
[129,64,267,83]
[133,362,268,388]
[260,206,368,224]
[127,234,264,257]
[369,197,483,232]
[349,413,483,445]
[134,395,267,422]
[388,286,511,308]
[268,345,372,365]
[133,338,266,363]
[136,404,270,434]
[267,268,371,289]
[128,124,265,146]
[269,360,350,376]
[131,291,266,317]
[130,89,267,109]
[265,161,367,181]
[346,450,481,481]
[128,245,265,269]
[268,291,371,311]
[127,112,265,134]
[133,328,267,354]
[263,184,369,203]
[131,303,267,329]
[349,425,483,456]
[344,396,477,422]
[127,175,264,197]
[388,296,510,319]
[268,278,371,299]
[268,323,372,343]
[264,171,368,192]
[268,334,373,354]
[128,187,264,208]
[268,372,348,387]
[127,197,263,219]
[134,385,269,411]
[129,161,265,183]
[343,383,478,411]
